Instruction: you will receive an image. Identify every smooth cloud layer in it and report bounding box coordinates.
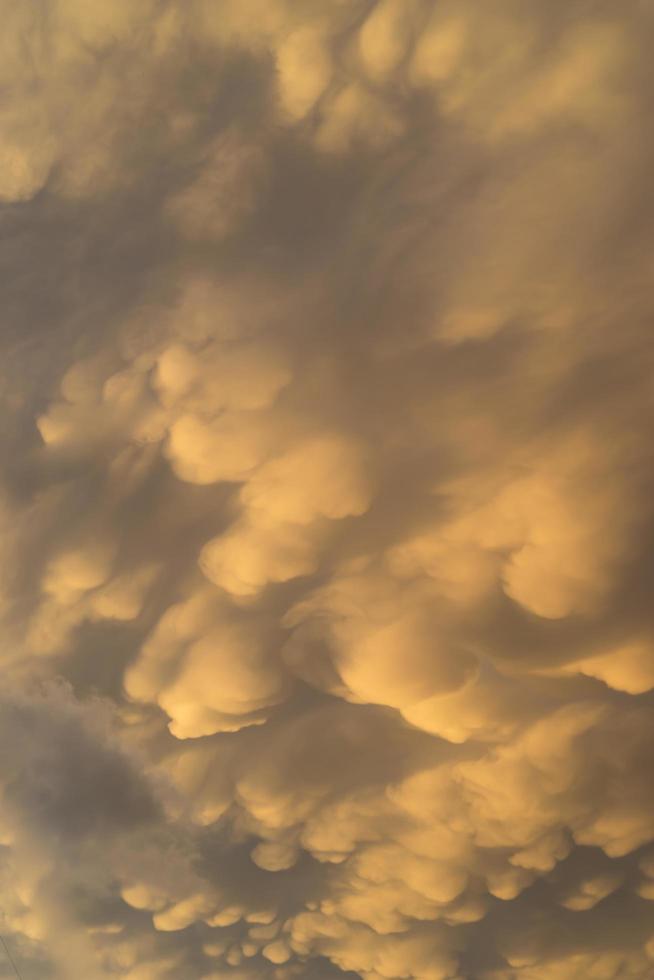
[2,1,654,978]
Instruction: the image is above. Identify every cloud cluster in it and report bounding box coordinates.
[2,1,654,978]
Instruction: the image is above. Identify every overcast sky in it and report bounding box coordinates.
[1,2,654,978]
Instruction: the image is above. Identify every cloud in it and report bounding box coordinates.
[1,1,654,978]
[125,588,291,737]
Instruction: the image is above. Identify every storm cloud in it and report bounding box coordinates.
[1,1,654,978]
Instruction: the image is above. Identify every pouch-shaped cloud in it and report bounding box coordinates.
[199,434,373,595]
[287,573,477,712]
[125,590,291,737]
[2,1,654,978]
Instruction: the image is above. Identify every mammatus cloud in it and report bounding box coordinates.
[1,0,654,977]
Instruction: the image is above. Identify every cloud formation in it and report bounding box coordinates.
[2,1,654,978]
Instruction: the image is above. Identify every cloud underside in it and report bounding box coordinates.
[1,1,654,978]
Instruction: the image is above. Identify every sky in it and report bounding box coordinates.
[1,1,654,978]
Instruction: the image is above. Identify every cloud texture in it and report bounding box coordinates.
[2,1,654,977]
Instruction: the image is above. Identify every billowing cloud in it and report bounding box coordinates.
[2,1,654,978]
